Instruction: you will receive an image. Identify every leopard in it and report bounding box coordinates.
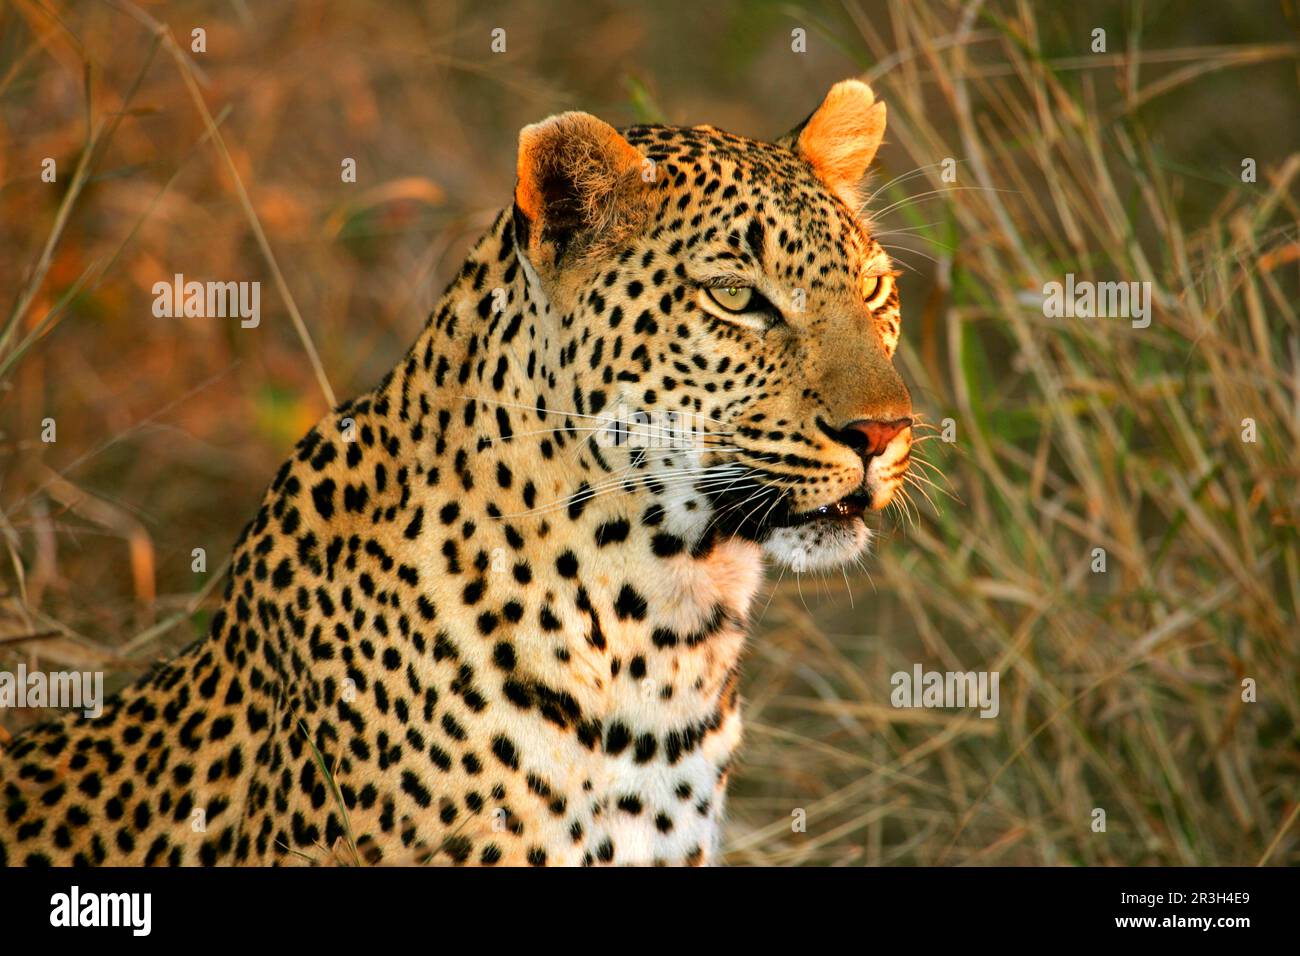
[0,79,913,866]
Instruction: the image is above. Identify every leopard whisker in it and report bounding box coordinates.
[479,424,736,446]
[902,473,942,514]
[461,394,731,428]
[903,467,954,501]
[871,184,1018,221]
[906,454,955,491]
[498,464,753,519]
[863,161,955,207]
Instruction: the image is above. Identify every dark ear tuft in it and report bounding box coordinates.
[514,112,647,267]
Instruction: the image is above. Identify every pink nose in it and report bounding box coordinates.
[844,418,911,458]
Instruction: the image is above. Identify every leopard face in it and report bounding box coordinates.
[514,80,913,574]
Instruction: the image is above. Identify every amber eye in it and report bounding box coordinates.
[862,274,881,301]
[705,286,754,313]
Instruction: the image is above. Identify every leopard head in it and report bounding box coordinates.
[511,80,913,572]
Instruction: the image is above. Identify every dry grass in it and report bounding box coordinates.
[1,0,1297,865]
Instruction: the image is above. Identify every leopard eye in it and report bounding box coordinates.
[705,286,754,313]
[862,274,881,301]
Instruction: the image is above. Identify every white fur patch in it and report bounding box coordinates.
[762,518,871,571]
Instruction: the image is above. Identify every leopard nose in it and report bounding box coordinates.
[825,417,912,458]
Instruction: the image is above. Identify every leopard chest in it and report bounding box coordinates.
[308,480,766,865]
[529,536,764,865]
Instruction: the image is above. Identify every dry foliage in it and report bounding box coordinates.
[1,0,1296,865]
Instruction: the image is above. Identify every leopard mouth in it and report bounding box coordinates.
[782,492,870,527]
[759,491,876,571]
[702,482,871,541]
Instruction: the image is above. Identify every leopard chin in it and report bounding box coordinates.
[762,516,872,572]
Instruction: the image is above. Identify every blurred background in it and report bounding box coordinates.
[1,0,1297,865]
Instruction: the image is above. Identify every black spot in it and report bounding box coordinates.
[271,559,294,590]
[493,642,516,671]
[595,518,630,546]
[311,479,336,519]
[634,734,657,763]
[491,735,520,770]
[604,722,630,755]
[652,533,686,558]
[441,835,473,864]
[568,483,592,520]
[745,217,766,263]
[614,584,648,621]
[556,551,579,578]
[401,771,432,808]
[617,794,643,815]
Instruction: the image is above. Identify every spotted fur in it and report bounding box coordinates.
[0,80,912,866]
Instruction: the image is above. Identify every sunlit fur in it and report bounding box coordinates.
[0,81,915,867]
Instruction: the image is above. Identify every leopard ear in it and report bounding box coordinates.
[513,111,648,269]
[780,80,886,209]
